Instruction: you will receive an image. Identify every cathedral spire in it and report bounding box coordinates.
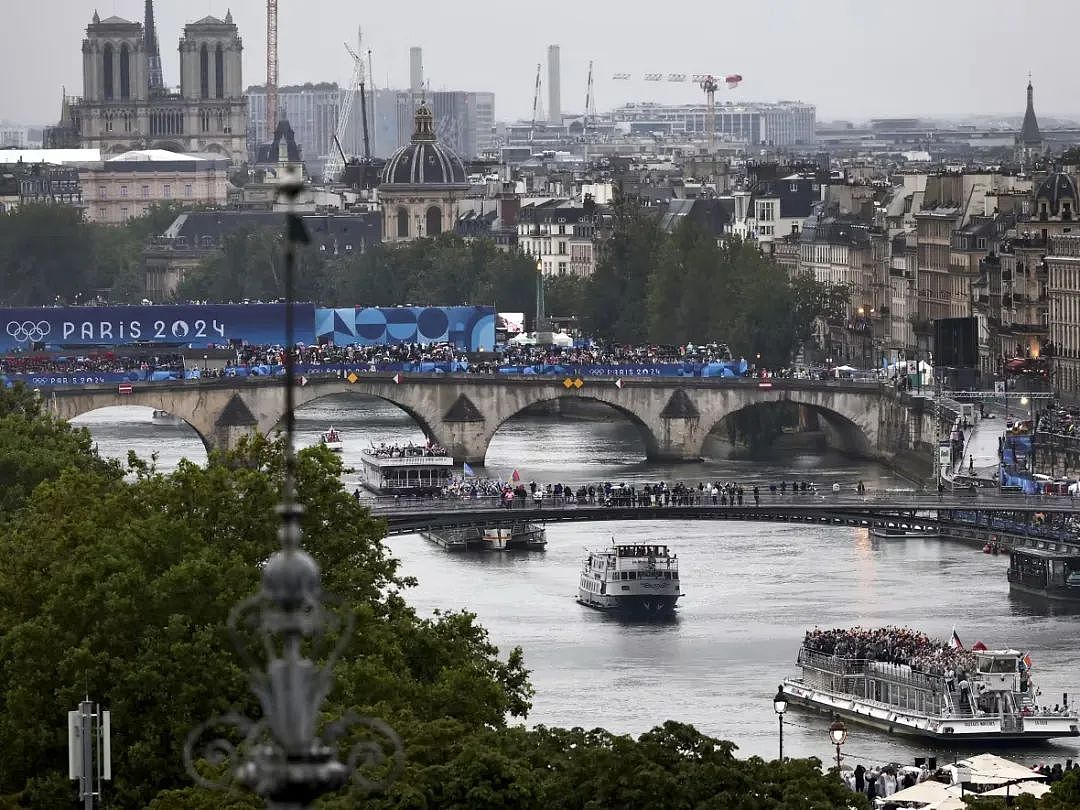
[1020,77,1042,146]
[145,0,164,94]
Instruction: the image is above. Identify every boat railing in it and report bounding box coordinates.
[797,648,869,676]
[362,453,454,467]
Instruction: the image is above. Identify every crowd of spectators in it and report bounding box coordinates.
[363,441,448,459]
[1036,403,1080,438]
[0,351,185,376]
[802,626,976,677]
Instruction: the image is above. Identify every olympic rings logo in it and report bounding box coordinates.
[5,320,52,343]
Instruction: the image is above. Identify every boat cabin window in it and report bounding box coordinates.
[976,656,1017,674]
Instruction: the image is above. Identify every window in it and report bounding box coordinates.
[142,206,150,215]
[184,184,193,198]
[977,238,987,250]
[215,44,225,99]
[98,208,106,219]
[120,185,128,198]
[199,44,209,99]
[163,184,172,199]
[425,205,442,236]
[98,186,107,198]
[141,184,149,198]
[558,241,567,255]
[558,262,567,275]
[120,207,128,220]
[396,207,409,238]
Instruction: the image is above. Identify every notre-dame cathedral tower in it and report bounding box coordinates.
[71,5,247,163]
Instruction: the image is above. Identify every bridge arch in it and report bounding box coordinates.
[70,405,211,464]
[705,393,874,458]
[285,389,441,445]
[486,394,661,464]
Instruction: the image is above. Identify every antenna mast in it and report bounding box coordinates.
[266,0,279,135]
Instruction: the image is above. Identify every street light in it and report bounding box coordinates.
[772,685,788,761]
[828,717,848,772]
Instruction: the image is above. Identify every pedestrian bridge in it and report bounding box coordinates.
[368,493,1080,554]
[42,373,926,463]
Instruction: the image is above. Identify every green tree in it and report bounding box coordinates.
[544,274,586,319]
[0,384,120,517]
[0,428,530,808]
[585,191,662,343]
[0,205,95,306]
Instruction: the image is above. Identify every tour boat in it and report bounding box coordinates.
[482,524,547,551]
[319,427,343,452]
[870,525,941,540]
[781,630,1079,743]
[1008,548,1080,602]
[360,443,453,495]
[576,541,682,614]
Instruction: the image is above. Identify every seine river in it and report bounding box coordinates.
[73,395,1080,770]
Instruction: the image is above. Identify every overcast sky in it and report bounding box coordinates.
[3,0,1078,126]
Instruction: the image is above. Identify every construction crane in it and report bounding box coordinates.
[266,0,279,135]
[323,28,370,183]
[583,60,596,161]
[611,71,743,150]
[530,63,543,141]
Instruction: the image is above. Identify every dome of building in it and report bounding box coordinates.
[1034,171,1078,216]
[381,102,467,187]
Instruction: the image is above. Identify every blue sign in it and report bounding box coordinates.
[0,304,316,351]
[315,306,495,351]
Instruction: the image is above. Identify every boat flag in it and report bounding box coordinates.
[463,462,476,477]
[950,627,964,651]
[511,469,521,483]
[972,640,987,652]
[1023,652,1033,670]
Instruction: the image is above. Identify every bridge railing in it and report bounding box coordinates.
[363,489,1075,515]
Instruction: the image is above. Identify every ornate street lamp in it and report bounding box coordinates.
[828,716,848,772]
[772,685,788,761]
[184,166,402,807]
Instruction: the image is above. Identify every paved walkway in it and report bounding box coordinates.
[943,407,1004,485]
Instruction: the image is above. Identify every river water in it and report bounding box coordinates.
[73,395,1080,770]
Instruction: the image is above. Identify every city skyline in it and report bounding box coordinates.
[3,0,1080,127]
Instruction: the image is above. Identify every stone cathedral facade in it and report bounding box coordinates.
[71,10,247,163]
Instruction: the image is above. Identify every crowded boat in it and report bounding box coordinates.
[781,625,1079,742]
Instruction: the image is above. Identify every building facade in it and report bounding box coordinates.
[1046,235,1080,396]
[71,11,247,162]
[608,100,816,146]
[518,200,598,277]
[83,150,228,224]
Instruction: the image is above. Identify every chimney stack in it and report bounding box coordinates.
[547,45,561,126]
[409,47,423,95]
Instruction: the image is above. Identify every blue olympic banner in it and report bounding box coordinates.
[315,306,496,352]
[0,304,316,352]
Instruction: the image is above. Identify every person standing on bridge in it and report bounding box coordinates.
[752,486,760,507]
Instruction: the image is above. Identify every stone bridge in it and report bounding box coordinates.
[42,374,930,464]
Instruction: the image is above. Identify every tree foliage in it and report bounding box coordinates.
[0,203,186,305]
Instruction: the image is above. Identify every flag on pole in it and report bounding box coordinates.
[511,469,521,483]
[950,627,965,651]
[463,462,475,477]
[1023,652,1033,670]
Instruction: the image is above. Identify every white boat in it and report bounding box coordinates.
[781,629,1079,743]
[320,427,343,452]
[360,443,453,495]
[870,525,941,539]
[577,541,682,614]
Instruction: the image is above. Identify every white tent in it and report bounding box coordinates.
[885,779,960,805]
[550,332,574,347]
[978,780,1051,798]
[507,333,536,346]
[953,753,1046,785]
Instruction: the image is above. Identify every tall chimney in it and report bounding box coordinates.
[409,47,423,94]
[547,44,561,126]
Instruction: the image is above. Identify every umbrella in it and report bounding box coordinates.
[927,798,968,810]
[886,779,960,805]
[954,753,1046,784]
[978,781,1051,798]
